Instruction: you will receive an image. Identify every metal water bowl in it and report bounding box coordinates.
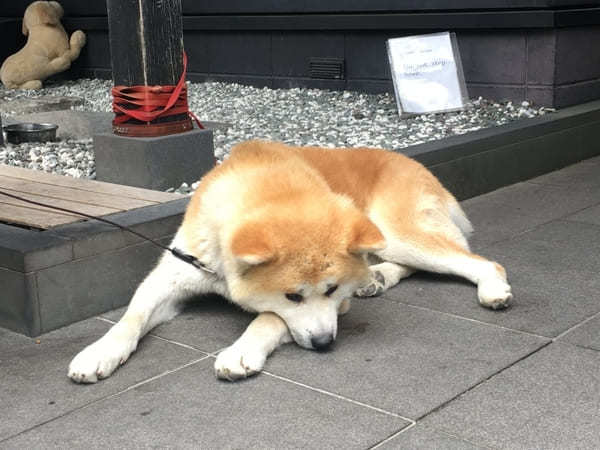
[3,123,58,144]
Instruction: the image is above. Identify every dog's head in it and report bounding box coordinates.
[225,194,385,350]
[22,1,64,36]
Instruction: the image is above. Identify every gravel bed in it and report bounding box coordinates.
[1,78,554,192]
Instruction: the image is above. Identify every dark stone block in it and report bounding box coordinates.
[458,31,526,84]
[68,30,111,76]
[272,32,344,78]
[183,33,211,73]
[94,128,214,191]
[404,99,600,199]
[35,238,167,333]
[0,198,187,336]
[526,30,556,86]
[50,198,188,259]
[0,269,38,336]
[0,19,25,65]
[525,86,555,106]
[345,32,396,80]
[555,26,600,84]
[466,84,526,103]
[555,78,600,108]
[208,32,271,75]
[0,224,73,273]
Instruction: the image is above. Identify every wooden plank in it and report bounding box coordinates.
[0,165,185,203]
[0,187,121,217]
[0,175,156,210]
[0,201,82,229]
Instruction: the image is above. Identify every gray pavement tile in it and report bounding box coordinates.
[528,154,600,189]
[101,294,255,354]
[461,180,600,249]
[2,360,409,449]
[422,343,600,450]
[375,424,487,449]
[385,220,600,338]
[565,203,600,227]
[263,297,547,420]
[0,319,206,441]
[558,313,600,351]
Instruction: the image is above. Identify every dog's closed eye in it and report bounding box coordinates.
[285,293,304,302]
[324,284,338,296]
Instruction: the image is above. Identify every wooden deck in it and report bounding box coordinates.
[0,165,185,230]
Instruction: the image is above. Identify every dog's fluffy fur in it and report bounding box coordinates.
[68,141,512,383]
[1,1,86,90]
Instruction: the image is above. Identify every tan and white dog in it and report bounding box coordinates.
[68,140,512,383]
[0,1,86,90]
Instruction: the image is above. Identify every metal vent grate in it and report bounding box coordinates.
[309,57,345,80]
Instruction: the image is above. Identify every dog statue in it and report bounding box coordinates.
[0,1,86,90]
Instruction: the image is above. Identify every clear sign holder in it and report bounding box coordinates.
[387,32,469,117]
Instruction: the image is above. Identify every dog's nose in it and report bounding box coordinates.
[311,333,334,351]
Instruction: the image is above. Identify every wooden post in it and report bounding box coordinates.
[106,0,192,136]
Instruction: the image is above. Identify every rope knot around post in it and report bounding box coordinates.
[111,52,203,137]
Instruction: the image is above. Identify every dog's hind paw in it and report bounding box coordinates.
[214,345,266,381]
[478,278,513,310]
[355,270,385,297]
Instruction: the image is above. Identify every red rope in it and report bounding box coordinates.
[111,52,203,129]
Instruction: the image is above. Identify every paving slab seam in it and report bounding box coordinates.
[260,370,414,422]
[96,316,254,358]
[368,423,498,450]
[413,340,553,423]
[552,309,600,344]
[368,422,417,449]
[0,356,210,444]
[473,210,600,251]
[561,216,600,229]
[377,296,552,341]
[95,316,212,355]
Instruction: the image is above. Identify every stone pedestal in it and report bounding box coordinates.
[94,128,214,190]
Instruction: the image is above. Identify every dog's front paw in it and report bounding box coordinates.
[70,30,86,48]
[478,278,513,310]
[68,335,135,383]
[214,345,266,381]
[355,270,385,297]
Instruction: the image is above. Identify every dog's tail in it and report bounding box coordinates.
[448,199,474,239]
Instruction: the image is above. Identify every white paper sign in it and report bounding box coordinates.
[387,32,468,116]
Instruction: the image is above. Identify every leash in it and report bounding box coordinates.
[111,52,204,137]
[0,189,216,275]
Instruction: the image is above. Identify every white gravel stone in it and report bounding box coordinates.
[1,78,554,194]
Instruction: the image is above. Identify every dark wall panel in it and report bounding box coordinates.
[181,0,600,14]
[555,26,600,84]
[207,32,271,75]
[345,32,397,80]
[458,32,527,84]
[272,32,344,77]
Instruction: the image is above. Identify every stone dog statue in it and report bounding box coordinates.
[0,1,86,89]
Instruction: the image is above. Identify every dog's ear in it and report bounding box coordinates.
[48,1,64,20]
[347,215,386,255]
[22,19,28,35]
[230,222,275,266]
